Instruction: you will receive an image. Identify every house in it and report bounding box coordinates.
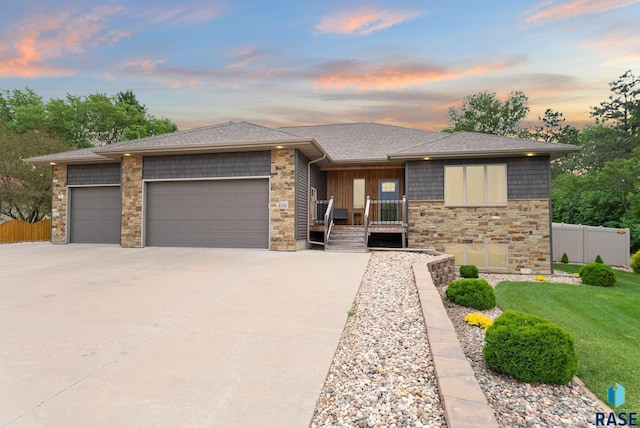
[25,121,578,273]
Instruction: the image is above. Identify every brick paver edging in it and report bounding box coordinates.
[412,262,500,428]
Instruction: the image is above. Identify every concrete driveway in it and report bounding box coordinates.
[0,243,370,427]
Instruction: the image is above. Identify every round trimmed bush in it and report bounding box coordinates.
[579,262,616,287]
[459,265,479,278]
[631,250,640,274]
[483,310,577,385]
[445,278,495,310]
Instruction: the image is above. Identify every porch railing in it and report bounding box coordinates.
[364,196,371,247]
[311,199,331,225]
[368,195,407,226]
[323,197,334,246]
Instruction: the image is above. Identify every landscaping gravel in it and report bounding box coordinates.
[312,251,609,428]
[311,251,447,428]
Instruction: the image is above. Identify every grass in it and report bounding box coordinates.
[494,264,640,412]
[347,309,356,317]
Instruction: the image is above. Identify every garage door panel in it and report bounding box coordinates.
[70,187,121,244]
[146,180,268,248]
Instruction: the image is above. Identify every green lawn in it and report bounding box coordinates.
[494,264,639,412]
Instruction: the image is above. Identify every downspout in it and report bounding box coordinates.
[307,154,327,246]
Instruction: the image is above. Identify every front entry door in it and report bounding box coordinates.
[378,179,399,222]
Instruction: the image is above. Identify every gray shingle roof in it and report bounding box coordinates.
[390,131,578,159]
[97,121,305,151]
[24,121,579,166]
[23,147,115,164]
[277,123,446,161]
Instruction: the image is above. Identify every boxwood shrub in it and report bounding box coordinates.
[579,262,616,287]
[459,265,479,278]
[631,250,640,274]
[483,310,578,385]
[445,278,495,310]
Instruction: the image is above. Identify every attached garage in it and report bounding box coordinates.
[145,179,269,248]
[69,186,122,244]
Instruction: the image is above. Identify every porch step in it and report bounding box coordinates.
[326,226,367,253]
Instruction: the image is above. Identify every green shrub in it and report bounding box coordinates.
[560,253,569,264]
[445,278,495,310]
[459,265,479,278]
[595,254,604,264]
[631,250,640,274]
[483,310,577,385]
[579,262,616,287]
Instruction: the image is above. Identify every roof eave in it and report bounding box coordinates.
[388,147,580,161]
[23,154,117,166]
[93,138,324,158]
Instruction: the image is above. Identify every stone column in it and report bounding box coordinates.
[270,149,297,251]
[51,165,67,244]
[121,155,143,248]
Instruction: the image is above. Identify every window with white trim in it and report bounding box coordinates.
[444,164,507,206]
[446,244,508,269]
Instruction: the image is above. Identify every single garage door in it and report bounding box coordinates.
[70,186,122,244]
[145,179,269,248]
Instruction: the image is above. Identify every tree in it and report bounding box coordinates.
[444,91,530,137]
[0,127,68,222]
[591,70,640,135]
[1,88,177,147]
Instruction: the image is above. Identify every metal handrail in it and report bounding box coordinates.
[363,196,371,248]
[323,196,334,246]
[369,199,405,225]
[402,194,407,226]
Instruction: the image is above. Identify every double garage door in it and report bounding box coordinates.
[145,179,269,248]
[69,179,269,248]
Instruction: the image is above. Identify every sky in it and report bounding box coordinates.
[1,0,639,132]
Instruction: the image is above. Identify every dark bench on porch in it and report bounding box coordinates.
[333,208,349,224]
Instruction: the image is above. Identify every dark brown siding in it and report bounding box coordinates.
[67,164,121,185]
[326,166,405,215]
[406,156,550,200]
[143,151,270,179]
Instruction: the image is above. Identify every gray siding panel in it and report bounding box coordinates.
[67,164,121,185]
[295,151,309,240]
[70,186,121,243]
[406,156,550,200]
[310,164,327,200]
[143,151,270,180]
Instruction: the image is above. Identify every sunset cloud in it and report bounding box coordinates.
[315,8,421,35]
[0,6,128,78]
[141,2,224,24]
[313,58,521,90]
[524,0,640,23]
[227,46,267,68]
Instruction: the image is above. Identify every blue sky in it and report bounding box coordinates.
[1,0,639,131]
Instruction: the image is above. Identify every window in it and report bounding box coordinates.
[445,164,507,206]
[446,244,508,269]
[353,178,365,209]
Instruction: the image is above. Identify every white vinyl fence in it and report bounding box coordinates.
[552,223,631,266]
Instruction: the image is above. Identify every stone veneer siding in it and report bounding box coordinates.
[270,149,297,251]
[51,165,68,244]
[408,199,551,274]
[121,155,143,248]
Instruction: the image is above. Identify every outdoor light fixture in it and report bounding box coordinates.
[124,153,132,156]
[526,153,534,156]
[49,162,56,165]
[423,157,430,160]
[275,145,284,149]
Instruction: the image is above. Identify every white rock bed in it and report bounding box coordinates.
[311,252,447,428]
[441,272,607,428]
[312,252,609,428]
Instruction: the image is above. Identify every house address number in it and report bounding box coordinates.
[277,201,289,209]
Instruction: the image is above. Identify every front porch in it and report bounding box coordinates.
[309,196,408,251]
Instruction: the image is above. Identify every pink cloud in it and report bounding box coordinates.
[0,6,128,78]
[315,8,422,35]
[314,60,518,90]
[227,46,267,68]
[524,0,640,23]
[142,2,224,24]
